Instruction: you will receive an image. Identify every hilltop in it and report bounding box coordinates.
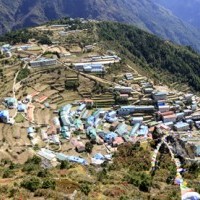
[1,0,200,52]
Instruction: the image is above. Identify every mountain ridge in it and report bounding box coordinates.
[155,0,200,30]
[1,0,200,51]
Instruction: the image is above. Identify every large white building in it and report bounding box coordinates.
[30,58,57,67]
[74,64,105,73]
[114,86,133,94]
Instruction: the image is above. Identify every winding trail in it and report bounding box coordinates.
[151,133,200,200]
[12,62,28,119]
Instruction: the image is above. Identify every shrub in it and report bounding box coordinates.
[80,183,91,195]
[60,160,70,170]
[42,178,56,190]
[38,36,52,45]
[37,169,49,178]
[26,156,41,165]
[2,169,14,178]
[97,168,107,182]
[21,177,42,192]
[85,142,93,154]
[125,171,152,192]
[16,68,30,82]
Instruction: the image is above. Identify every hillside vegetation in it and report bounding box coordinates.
[97,21,200,91]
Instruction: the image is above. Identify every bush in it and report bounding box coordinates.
[42,178,56,190]
[60,160,70,170]
[97,168,107,182]
[85,142,93,154]
[2,169,14,178]
[16,68,30,82]
[125,171,152,192]
[38,36,52,45]
[37,169,49,178]
[26,156,41,165]
[80,183,91,195]
[22,163,39,173]
[21,177,42,192]
[22,156,41,173]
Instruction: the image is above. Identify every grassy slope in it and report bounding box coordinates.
[96,21,200,92]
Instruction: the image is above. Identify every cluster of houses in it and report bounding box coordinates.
[0,97,27,125]
[0,44,12,57]
[32,71,200,166]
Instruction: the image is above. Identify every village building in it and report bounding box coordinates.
[125,73,133,80]
[30,58,57,67]
[174,122,190,131]
[117,106,135,116]
[115,123,128,136]
[192,112,200,121]
[4,97,18,109]
[162,114,177,123]
[134,105,155,113]
[158,105,170,113]
[114,86,133,94]
[143,87,154,94]
[74,64,105,73]
[0,110,10,123]
[152,91,168,101]
[130,123,140,136]
[130,117,143,125]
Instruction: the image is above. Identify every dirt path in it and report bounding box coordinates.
[151,134,200,199]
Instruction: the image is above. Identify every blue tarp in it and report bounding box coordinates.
[104,132,118,142]
[17,103,26,112]
[93,153,104,160]
[27,127,34,134]
[0,110,9,118]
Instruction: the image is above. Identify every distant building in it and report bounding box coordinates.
[134,106,155,113]
[117,106,135,116]
[115,123,128,136]
[130,117,143,125]
[192,112,200,121]
[4,97,18,109]
[137,125,148,137]
[195,145,200,157]
[130,123,140,136]
[174,122,190,131]
[30,58,57,67]
[117,105,154,116]
[152,91,168,101]
[1,44,12,54]
[114,86,133,94]
[112,137,124,147]
[125,73,133,80]
[0,110,9,123]
[158,105,170,113]
[143,88,154,94]
[74,64,105,73]
[17,102,27,112]
[162,114,176,123]
[184,93,193,101]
